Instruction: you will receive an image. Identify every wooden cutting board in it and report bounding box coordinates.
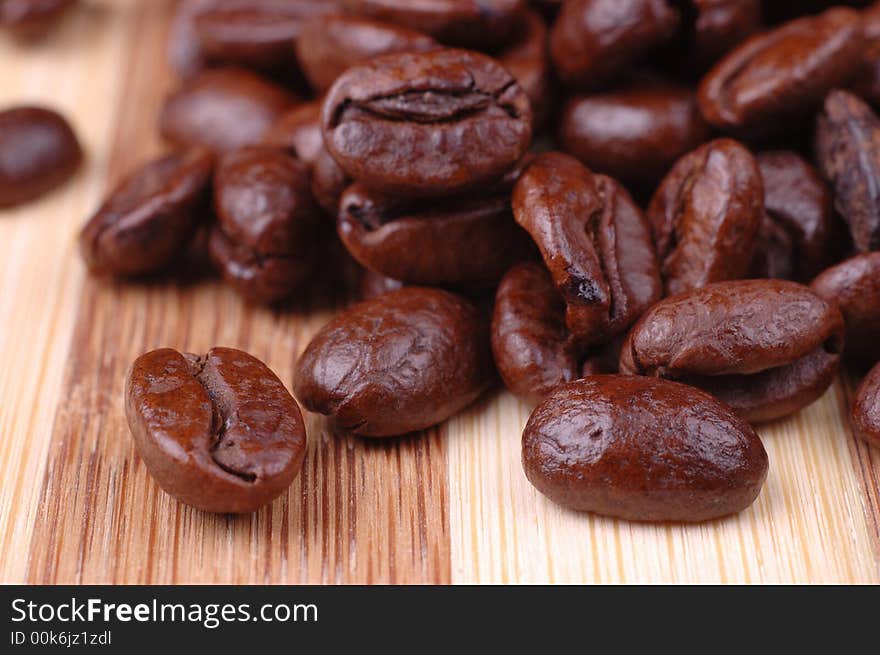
[1,0,878,584]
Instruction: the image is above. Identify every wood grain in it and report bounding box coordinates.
[1,0,879,584]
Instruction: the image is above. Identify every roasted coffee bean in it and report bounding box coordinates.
[648,138,763,295]
[852,2,880,106]
[125,347,307,514]
[359,269,405,300]
[689,0,763,68]
[750,151,839,281]
[549,0,679,90]
[492,261,627,404]
[262,101,323,166]
[209,146,318,303]
[492,262,579,404]
[498,9,553,130]
[513,152,662,345]
[321,48,532,197]
[0,106,81,208]
[0,0,75,37]
[340,0,525,49]
[558,77,710,191]
[168,0,339,78]
[310,145,350,216]
[294,287,493,436]
[815,90,880,253]
[296,14,438,95]
[853,361,880,448]
[698,8,863,137]
[160,68,297,153]
[620,279,845,423]
[79,149,213,276]
[337,178,533,288]
[522,375,769,521]
[811,252,880,366]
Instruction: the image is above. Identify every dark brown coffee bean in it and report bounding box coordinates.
[558,77,711,191]
[514,152,662,345]
[698,8,863,137]
[851,2,880,106]
[310,145,350,216]
[208,227,315,304]
[811,252,880,366]
[340,0,525,49]
[0,0,75,37]
[620,279,845,423]
[549,0,679,90]
[648,138,763,296]
[262,101,324,166]
[321,48,532,197]
[522,375,769,521]
[815,89,880,253]
[853,361,880,448]
[294,287,493,437]
[125,347,307,514]
[682,346,841,424]
[0,106,81,208]
[295,14,438,95]
[359,269,405,300]
[168,0,340,78]
[160,68,297,153]
[492,262,580,404]
[689,0,762,67]
[209,145,318,303]
[337,178,533,288]
[79,148,213,277]
[498,9,553,130]
[750,151,840,281]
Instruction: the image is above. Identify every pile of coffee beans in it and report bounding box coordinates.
[8,1,880,521]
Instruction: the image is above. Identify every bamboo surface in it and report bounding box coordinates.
[1,0,879,584]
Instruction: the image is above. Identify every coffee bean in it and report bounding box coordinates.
[620,279,845,423]
[853,361,880,448]
[815,89,880,253]
[160,68,298,153]
[340,0,525,49]
[168,0,340,78]
[498,9,554,130]
[558,76,710,191]
[492,262,580,404]
[209,145,318,303]
[0,0,76,37]
[294,287,493,436]
[0,106,81,208]
[522,375,768,521]
[698,7,863,136]
[812,252,880,366]
[262,101,324,166]
[648,138,763,295]
[310,144,350,216]
[851,1,880,106]
[689,0,762,68]
[79,148,213,276]
[549,0,679,90]
[513,152,662,347]
[295,14,438,95]
[358,269,405,300]
[321,48,532,197]
[125,347,307,514]
[337,178,534,289]
[751,150,840,281]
